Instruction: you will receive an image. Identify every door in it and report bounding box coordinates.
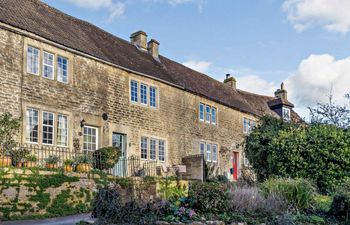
[232,152,239,181]
[111,133,127,177]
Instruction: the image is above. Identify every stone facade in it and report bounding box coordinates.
[0,23,276,181]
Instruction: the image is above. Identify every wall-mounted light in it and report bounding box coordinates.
[80,119,86,128]
[102,113,108,121]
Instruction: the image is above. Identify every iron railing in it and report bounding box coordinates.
[0,144,159,177]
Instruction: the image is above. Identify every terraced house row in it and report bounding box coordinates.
[0,0,300,181]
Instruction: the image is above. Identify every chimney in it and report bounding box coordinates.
[130,31,148,50]
[274,82,288,100]
[224,74,237,90]
[147,39,160,59]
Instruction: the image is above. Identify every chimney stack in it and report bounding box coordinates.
[274,82,288,100]
[130,31,148,50]
[224,74,237,90]
[147,39,160,59]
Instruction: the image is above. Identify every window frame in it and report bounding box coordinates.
[83,125,98,152]
[140,136,148,160]
[57,55,69,84]
[27,46,40,75]
[150,138,157,161]
[199,103,205,122]
[57,114,68,147]
[212,144,218,163]
[42,51,55,80]
[282,107,291,121]
[205,105,211,124]
[130,80,139,103]
[42,111,55,146]
[211,107,217,125]
[206,143,211,162]
[26,108,39,144]
[140,83,148,105]
[149,86,157,108]
[158,140,166,162]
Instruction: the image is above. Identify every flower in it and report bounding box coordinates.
[177,206,186,215]
[188,209,196,218]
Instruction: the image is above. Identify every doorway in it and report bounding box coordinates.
[111,133,127,177]
[232,152,239,181]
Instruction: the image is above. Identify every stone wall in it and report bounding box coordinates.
[0,25,257,181]
[0,168,98,221]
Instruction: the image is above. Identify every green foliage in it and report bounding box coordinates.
[45,155,60,164]
[10,148,30,165]
[0,112,20,147]
[164,197,198,223]
[330,178,350,221]
[76,154,92,164]
[188,181,229,214]
[245,116,350,193]
[47,190,75,216]
[29,190,50,209]
[25,154,37,162]
[64,159,74,166]
[314,195,332,213]
[158,176,187,201]
[93,146,120,170]
[262,178,316,211]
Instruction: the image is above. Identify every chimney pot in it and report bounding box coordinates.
[130,30,148,50]
[147,39,160,59]
[275,82,288,100]
[224,74,237,90]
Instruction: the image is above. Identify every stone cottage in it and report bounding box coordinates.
[0,0,300,180]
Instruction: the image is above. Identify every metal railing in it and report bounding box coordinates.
[0,144,159,177]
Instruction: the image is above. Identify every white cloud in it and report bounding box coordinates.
[145,0,204,11]
[236,75,277,97]
[283,0,350,33]
[183,60,212,74]
[63,0,125,21]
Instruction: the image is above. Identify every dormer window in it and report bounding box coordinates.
[282,107,291,121]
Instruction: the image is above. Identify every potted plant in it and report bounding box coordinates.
[0,151,12,167]
[24,154,37,168]
[75,154,92,173]
[45,155,60,169]
[64,159,74,172]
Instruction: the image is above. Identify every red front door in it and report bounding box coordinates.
[232,152,239,181]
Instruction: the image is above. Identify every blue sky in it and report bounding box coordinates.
[43,0,350,119]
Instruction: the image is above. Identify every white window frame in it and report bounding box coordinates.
[211,107,217,125]
[200,142,205,155]
[57,114,68,147]
[149,86,157,108]
[57,56,69,84]
[27,46,40,75]
[83,126,98,151]
[43,51,55,80]
[212,144,218,162]
[42,111,55,145]
[26,108,39,144]
[199,103,204,122]
[130,80,139,103]
[140,136,148,160]
[158,140,165,162]
[205,105,211,123]
[206,143,211,162]
[150,138,157,160]
[140,83,148,105]
[282,107,291,121]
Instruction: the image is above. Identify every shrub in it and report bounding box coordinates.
[329,178,350,221]
[0,112,21,146]
[64,159,74,166]
[188,182,229,214]
[158,176,187,201]
[76,154,92,164]
[262,178,316,211]
[93,146,120,170]
[26,154,37,162]
[45,155,60,164]
[228,186,288,216]
[164,197,199,223]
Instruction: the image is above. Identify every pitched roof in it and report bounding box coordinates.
[0,0,299,119]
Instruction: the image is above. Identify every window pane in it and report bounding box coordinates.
[206,144,211,161]
[159,140,165,161]
[205,105,211,123]
[57,56,68,83]
[141,137,148,159]
[130,80,138,103]
[150,86,157,107]
[212,144,217,162]
[26,108,39,143]
[150,139,156,160]
[57,115,68,146]
[200,143,205,155]
[27,46,39,75]
[83,126,98,151]
[43,52,54,80]
[42,112,54,145]
[211,107,217,124]
[140,83,148,104]
[199,103,204,121]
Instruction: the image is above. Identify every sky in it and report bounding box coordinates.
[43,0,350,120]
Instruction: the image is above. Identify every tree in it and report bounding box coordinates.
[0,112,21,146]
[245,116,350,193]
[308,93,350,129]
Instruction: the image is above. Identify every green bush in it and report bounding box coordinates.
[188,182,229,214]
[93,147,120,170]
[45,155,60,164]
[245,116,350,193]
[329,178,350,221]
[158,176,187,201]
[0,112,20,147]
[262,178,316,211]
